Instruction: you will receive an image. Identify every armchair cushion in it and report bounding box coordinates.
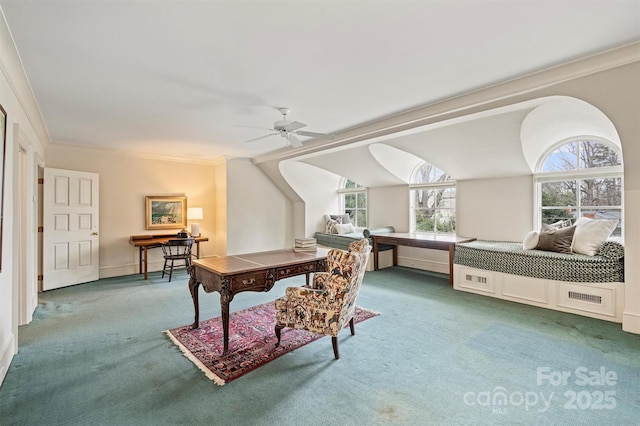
[275,239,371,339]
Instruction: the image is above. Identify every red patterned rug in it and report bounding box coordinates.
[165,302,379,386]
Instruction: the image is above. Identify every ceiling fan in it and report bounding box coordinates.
[241,108,333,148]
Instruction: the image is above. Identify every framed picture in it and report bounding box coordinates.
[145,196,187,230]
[0,104,6,271]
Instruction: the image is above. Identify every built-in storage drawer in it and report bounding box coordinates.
[502,274,550,305]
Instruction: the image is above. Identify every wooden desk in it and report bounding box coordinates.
[371,233,475,286]
[129,234,209,279]
[189,248,329,354]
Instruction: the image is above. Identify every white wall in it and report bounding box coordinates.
[457,175,534,242]
[45,145,217,277]
[368,185,409,231]
[225,158,293,254]
[280,160,341,238]
[1,10,47,384]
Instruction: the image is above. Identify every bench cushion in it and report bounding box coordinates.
[454,240,624,283]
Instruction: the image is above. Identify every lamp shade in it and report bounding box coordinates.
[187,207,203,220]
[187,207,203,237]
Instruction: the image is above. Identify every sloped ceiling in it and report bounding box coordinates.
[285,96,623,189]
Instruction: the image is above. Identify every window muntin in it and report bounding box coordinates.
[537,139,623,237]
[410,162,456,234]
[338,180,367,227]
[542,140,621,173]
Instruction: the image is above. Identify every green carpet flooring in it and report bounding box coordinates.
[1,267,639,425]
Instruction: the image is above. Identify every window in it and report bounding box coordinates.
[410,163,456,234]
[338,179,367,227]
[536,138,623,236]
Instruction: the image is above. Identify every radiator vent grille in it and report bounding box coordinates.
[568,291,602,304]
[465,274,487,284]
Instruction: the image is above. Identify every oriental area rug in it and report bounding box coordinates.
[165,302,379,386]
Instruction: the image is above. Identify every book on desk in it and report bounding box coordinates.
[294,237,317,252]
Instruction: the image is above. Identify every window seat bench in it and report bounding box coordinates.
[453,239,625,322]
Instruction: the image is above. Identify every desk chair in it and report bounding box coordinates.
[161,238,194,282]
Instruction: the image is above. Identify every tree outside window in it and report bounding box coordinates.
[339,180,367,227]
[538,139,623,236]
[410,163,456,234]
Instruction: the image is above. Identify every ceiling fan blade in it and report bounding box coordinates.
[283,121,306,132]
[245,133,279,143]
[294,130,334,139]
[237,125,276,132]
[286,133,303,147]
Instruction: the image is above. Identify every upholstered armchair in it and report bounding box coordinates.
[274,239,371,359]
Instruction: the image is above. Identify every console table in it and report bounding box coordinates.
[189,248,329,354]
[129,234,209,279]
[371,233,475,286]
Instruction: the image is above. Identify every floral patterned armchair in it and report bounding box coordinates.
[274,239,371,359]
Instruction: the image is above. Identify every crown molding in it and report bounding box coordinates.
[47,141,229,166]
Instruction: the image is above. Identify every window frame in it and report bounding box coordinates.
[338,179,367,228]
[409,162,456,235]
[533,137,623,235]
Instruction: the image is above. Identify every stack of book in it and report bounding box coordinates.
[294,237,317,252]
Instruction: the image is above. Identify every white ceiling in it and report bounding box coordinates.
[1,1,639,162]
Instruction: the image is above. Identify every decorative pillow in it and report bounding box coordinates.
[334,223,356,234]
[571,217,618,256]
[535,224,576,253]
[324,215,342,234]
[522,231,539,250]
[550,219,572,229]
[330,214,351,224]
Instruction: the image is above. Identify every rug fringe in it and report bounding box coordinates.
[356,306,380,316]
[164,330,226,386]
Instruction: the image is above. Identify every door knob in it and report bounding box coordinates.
[92,232,99,236]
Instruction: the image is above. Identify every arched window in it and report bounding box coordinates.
[410,162,455,234]
[338,179,367,227]
[536,138,623,236]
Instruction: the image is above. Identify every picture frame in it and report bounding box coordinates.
[0,104,6,271]
[145,196,187,230]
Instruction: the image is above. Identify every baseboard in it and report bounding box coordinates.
[0,333,16,386]
[397,256,448,274]
[99,261,165,279]
[622,311,640,335]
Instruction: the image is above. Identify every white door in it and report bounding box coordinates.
[43,168,99,290]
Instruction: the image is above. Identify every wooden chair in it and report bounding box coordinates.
[274,239,370,359]
[160,238,194,282]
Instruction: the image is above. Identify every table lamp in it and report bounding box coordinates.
[187,207,203,237]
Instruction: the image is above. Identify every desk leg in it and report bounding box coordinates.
[195,241,201,259]
[392,246,398,267]
[143,247,149,280]
[448,244,455,287]
[373,238,379,271]
[221,296,230,354]
[138,247,143,274]
[189,276,201,329]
